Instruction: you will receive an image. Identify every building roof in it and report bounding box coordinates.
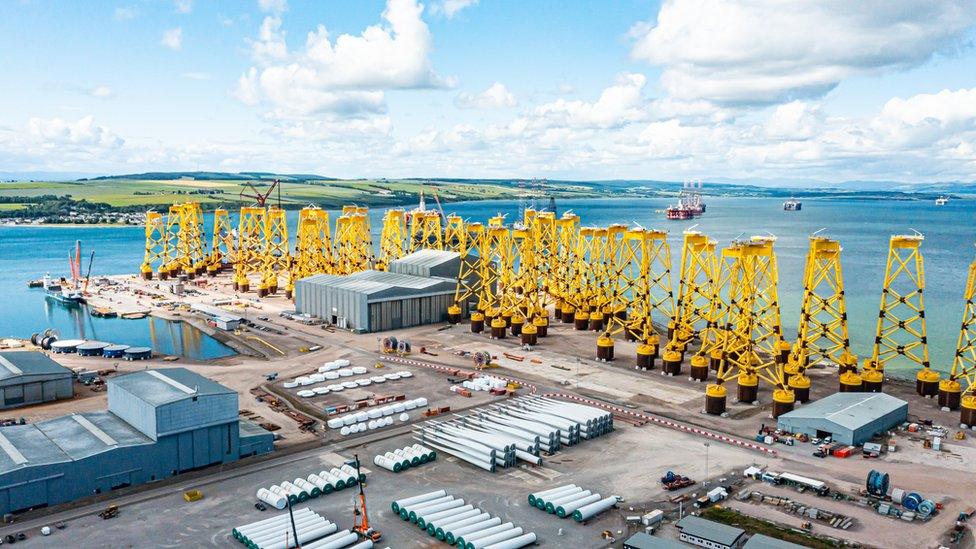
[623,532,685,549]
[742,534,809,549]
[390,249,459,269]
[777,392,907,431]
[109,368,235,407]
[0,352,71,381]
[0,411,153,475]
[676,516,745,546]
[191,303,243,322]
[299,270,457,302]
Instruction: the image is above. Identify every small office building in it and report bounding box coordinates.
[0,352,73,410]
[676,515,746,549]
[742,534,808,549]
[623,532,686,549]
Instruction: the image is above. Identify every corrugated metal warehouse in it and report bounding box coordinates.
[776,392,908,445]
[294,250,465,332]
[0,368,273,515]
[0,352,73,410]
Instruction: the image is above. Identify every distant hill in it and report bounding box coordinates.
[80,171,338,183]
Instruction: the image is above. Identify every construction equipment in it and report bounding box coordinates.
[867,233,931,394]
[98,505,119,520]
[183,490,203,502]
[351,454,382,542]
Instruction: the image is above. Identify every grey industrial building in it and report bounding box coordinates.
[742,534,808,549]
[0,352,73,410]
[294,250,466,333]
[623,532,685,549]
[776,392,908,445]
[0,368,273,515]
[676,515,745,549]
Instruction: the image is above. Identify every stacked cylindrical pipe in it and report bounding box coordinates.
[390,490,537,549]
[412,395,612,472]
[373,444,437,473]
[232,508,343,549]
[326,398,427,435]
[526,484,619,521]
[257,465,366,508]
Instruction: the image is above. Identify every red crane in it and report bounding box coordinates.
[239,178,281,208]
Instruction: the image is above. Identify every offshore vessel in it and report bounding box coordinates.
[44,241,90,305]
[783,198,802,211]
[665,180,706,220]
[936,196,949,206]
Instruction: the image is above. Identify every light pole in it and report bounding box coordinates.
[703,441,711,487]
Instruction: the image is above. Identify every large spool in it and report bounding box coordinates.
[596,335,614,362]
[521,323,538,346]
[690,355,709,382]
[705,384,727,415]
[737,373,759,404]
[938,379,962,410]
[470,312,485,334]
[772,389,795,418]
[662,350,682,376]
[916,369,940,397]
[490,318,507,339]
[788,374,811,402]
[838,371,863,392]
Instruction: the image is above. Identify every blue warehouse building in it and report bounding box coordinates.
[0,368,273,515]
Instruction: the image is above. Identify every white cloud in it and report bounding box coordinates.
[258,0,287,13]
[236,0,448,119]
[26,116,124,149]
[175,0,193,14]
[455,82,517,109]
[161,27,183,51]
[181,72,212,80]
[432,0,478,18]
[114,6,137,21]
[531,73,648,129]
[89,86,114,99]
[630,1,976,107]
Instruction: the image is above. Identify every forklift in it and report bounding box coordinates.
[351,454,382,543]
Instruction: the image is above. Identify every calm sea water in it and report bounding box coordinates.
[0,196,971,370]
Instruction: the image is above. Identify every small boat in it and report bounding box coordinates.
[936,196,949,206]
[784,198,802,211]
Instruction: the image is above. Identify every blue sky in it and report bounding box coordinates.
[1,0,975,182]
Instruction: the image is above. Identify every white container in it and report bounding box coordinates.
[357,379,372,386]
[335,359,350,367]
[368,409,382,419]
[404,400,418,410]
[371,376,386,383]
[297,376,312,386]
[310,373,326,383]
[283,381,298,389]
[368,420,377,430]
[393,403,406,413]
[398,371,413,378]
[324,372,340,380]
[355,411,370,423]
[414,397,429,407]
[340,426,350,436]
[352,366,368,375]
[338,369,354,377]
[297,390,316,398]
[329,384,345,392]
[381,406,395,416]
[327,418,344,429]
[384,373,401,380]
[343,381,359,389]
[399,413,410,422]
[342,415,357,426]
[313,387,330,395]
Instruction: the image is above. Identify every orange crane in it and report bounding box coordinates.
[352,454,382,542]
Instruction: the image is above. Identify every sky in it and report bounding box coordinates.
[1,0,976,183]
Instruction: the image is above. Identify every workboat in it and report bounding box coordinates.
[783,198,802,211]
[936,196,949,206]
[43,274,83,305]
[665,180,706,220]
